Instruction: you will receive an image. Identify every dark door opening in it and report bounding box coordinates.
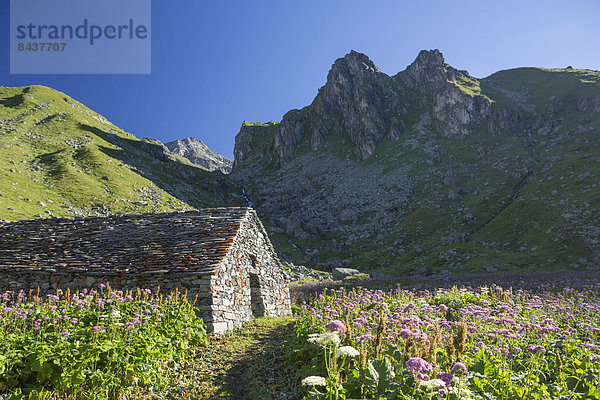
[249,272,265,317]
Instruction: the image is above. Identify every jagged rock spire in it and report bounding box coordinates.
[397,49,456,89]
[328,50,381,80]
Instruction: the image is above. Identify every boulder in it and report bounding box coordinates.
[332,267,361,280]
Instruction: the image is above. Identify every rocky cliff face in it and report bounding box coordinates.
[165,137,233,173]
[231,49,600,276]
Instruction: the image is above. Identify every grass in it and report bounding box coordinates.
[452,74,491,101]
[131,315,301,400]
[0,85,240,221]
[291,274,600,399]
[0,285,300,400]
[2,273,599,400]
[0,287,208,399]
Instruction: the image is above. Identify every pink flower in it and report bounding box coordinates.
[406,357,432,375]
[325,320,346,333]
[417,372,429,380]
[399,328,412,339]
[526,344,546,354]
[436,372,453,386]
[451,362,468,376]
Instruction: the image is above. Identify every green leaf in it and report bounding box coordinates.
[365,358,398,395]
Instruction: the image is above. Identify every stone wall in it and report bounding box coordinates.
[0,268,213,317]
[0,208,292,335]
[208,210,291,333]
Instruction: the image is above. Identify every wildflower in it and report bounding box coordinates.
[417,372,430,380]
[301,376,327,386]
[99,283,106,289]
[420,378,447,390]
[308,332,341,347]
[438,388,447,395]
[335,346,360,358]
[399,328,412,339]
[325,319,346,333]
[526,344,546,354]
[62,331,70,337]
[91,326,101,332]
[436,372,453,386]
[111,309,121,318]
[406,357,433,375]
[451,362,468,377]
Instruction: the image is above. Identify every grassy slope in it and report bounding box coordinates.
[0,85,240,220]
[382,68,599,274]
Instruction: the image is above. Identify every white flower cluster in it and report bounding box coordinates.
[335,346,360,358]
[301,376,327,386]
[419,378,447,390]
[307,332,341,347]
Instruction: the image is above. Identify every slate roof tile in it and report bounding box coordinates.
[0,207,250,274]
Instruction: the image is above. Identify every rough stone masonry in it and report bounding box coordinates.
[0,207,291,333]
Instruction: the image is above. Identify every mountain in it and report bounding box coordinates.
[0,85,241,221]
[165,137,233,174]
[231,50,600,275]
[2,50,599,277]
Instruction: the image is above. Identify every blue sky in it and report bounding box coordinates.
[2,1,599,158]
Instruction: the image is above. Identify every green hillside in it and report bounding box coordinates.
[0,85,240,221]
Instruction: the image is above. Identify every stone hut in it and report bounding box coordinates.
[0,207,291,333]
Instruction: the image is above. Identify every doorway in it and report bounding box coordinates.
[249,272,265,317]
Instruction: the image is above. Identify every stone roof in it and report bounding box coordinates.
[0,207,252,275]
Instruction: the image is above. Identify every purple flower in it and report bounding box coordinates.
[526,344,546,354]
[91,326,101,332]
[417,372,429,380]
[451,362,468,376]
[62,331,70,337]
[406,357,432,375]
[436,372,453,386]
[399,328,412,339]
[356,334,375,342]
[325,320,346,333]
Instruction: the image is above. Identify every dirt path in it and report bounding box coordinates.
[166,315,301,400]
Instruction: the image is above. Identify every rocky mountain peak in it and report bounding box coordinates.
[328,50,381,81]
[165,137,233,174]
[413,49,445,68]
[398,49,456,89]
